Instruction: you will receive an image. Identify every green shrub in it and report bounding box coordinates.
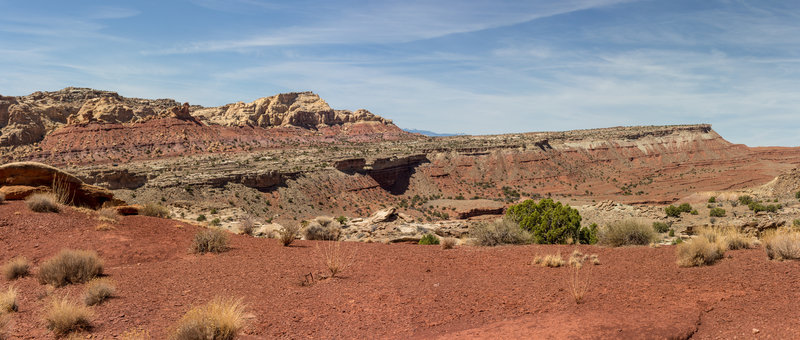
[748,202,779,213]
[210,218,221,226]
[469,219,530,246]
[678,203,692,213]
[419,234,440,245]
[708,196,716,203]
[599,220,657,247]
[37,249,104,287]
[665,205,681,218]
[690,209,698,215]
[197,214,207,222]
[738,195,754,205]
[652,222,670,233]
[578,223,598,245]
[506,199,583,244]
[709,208,726,217]
[668,229,675,237]
[140,203,169,218]
[335,216,348,225]
[796,191,800,201]
[191,229,229,254]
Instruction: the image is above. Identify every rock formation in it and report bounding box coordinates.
[0,161,120,209]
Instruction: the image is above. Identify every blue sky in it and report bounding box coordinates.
[1,0,799,146]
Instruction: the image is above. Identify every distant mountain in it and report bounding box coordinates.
[404,129,465,137]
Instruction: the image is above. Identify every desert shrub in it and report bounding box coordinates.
[699,227,752,250]
[738,195,754,205]
[469,218,530,246]
[172,297,245,340]
[97,207,119,223]
[506,199,587,244]
[748,202,779,213]
[690,209,698,215]
[140,203,169,218]
[441,237,457,249]
[45,296,93,336]
[598,220,657,247]
[191,228,229,254]
[210,218,221,226]
[678,203,692,212]
[668,229,675,237]
[796,191,800,201]
[567,250,594,304]
[318,241,355,278]
[239,218,255,236]
[278,225,300,246]
[652,221,670,233]
[708,196,716,203]
[665,205,680,217]
[0,287,17,313]
[764,230,800,261]
[419,234,440,245]
[578,223,598,245]
[38,249,103,287]
[119,328,152,340]
[2,257,29,281]
[196,214,207,222]
[83,279,115,306]
[532,253,564,267]
[794,219,800,228]
[302,222,341,241]
[709,208,726,217]
[27,193,60,213]
[676,237,725,267]
[0,313,9,339]
[335,216,348,225]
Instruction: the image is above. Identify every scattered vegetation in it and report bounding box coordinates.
[45,296,94,336]
[335,216,348,225]
[598,220,657,247]
[210,218,221,226]
[652,221,670,233]
[418,234,440,245]
[699,227,753,250]
[506,199,595,244]
[172,297,245,340]
[302,217,342,241]
[469,218,530,246]
[764,230,800,261]
[278,225,300,246]
[708,196,716,203]
[441,237,457,250]
[191,228,230,254]
[676,237,725,267]
[2,257,29,281]
[26,193,60,213]
[196,214,207,222]
[83,279,115,306]
[140,203,170,218]
[664,203,692,218]
[567,249,594,304]
[37,249,104,287]
[239,217,255,236]
[0,287,17,314]
[532,253,564,267]
[709,208,726,217]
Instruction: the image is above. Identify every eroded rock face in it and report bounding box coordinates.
[193,92,390,129]
[0,162,119,208]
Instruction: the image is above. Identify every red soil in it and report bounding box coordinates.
[1,201,799,339]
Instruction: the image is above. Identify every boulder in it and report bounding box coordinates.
[0,162,120,209]
[0,185,47,200]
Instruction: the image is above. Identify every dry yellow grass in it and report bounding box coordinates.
[2,257,29,281]
[0,287,17,314]
[0,313,9,340]
[191,228,230,254]
[26,193,60,213]
[172,297,245,340]
[44,296,93,336]
[764,230,800,261]
[119,328,152,340]
[97,207,119,223]
[440,237,457,250]
[676,236,726,267]
[699,227,754,250]
[37,249,104,287]
[278,224,300,247]
[83,279,115,306]
[318,241,356,278]
[532,253,564,267]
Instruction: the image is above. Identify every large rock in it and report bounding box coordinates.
[0,162,119,209]
[425,199,505,219]
[0,185,47,200]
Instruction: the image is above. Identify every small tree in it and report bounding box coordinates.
[506,199,586,244]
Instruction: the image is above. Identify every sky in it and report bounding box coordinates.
[1,0,799,146]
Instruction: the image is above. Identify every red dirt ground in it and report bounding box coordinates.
[1,201,799,339]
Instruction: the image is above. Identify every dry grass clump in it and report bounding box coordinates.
[567,250,593,304]
[2,257,29,281]
[239,217,255,236]
[764,230,800,261]
[83,279,115,306]
[699,227,754,250]
[119,328,152,340]
[37,249,104,287]
[469,218,530,246]
[532,253,564,267]
[140,203,170,218]
[318,241,356,278]
[44,296,93,336]
[598,219,657,247]
[95,223,115,231]
[441,237,457,250]
[278,224,300,246]
[0,287,17,314]
[97,207,119,223]
[26,193,60,213]
[676,237,726,267]
[302,218,342,241]
[172,297,245,340]
[191,228,230,254]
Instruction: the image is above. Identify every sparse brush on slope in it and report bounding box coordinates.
[676,237,725,267]
[0,287,17,313]
[599,220,657,247]
[2,257,29,281]
[83,279,115,306]
[172,297,246,340]
[37,249,103,287]
[45,296,93,336]
[469,218,530,246]
[764,230,800,261]
[278,225,300,246]
[191,228,229,254]
[26,193,60,213]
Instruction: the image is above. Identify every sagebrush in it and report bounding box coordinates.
[599,220,657,247]
[172,297,245,340]
[84,279,115,306]
[26,193,60,213]
[37,249,103,287]
[191,228,229,254]
[2,257,29,281]
[469,218,530,246]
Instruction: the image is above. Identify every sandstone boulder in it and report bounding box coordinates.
[0,162,119,209]
[0,185,48,200]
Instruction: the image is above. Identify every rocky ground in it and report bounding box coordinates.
[1,201,799,339]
